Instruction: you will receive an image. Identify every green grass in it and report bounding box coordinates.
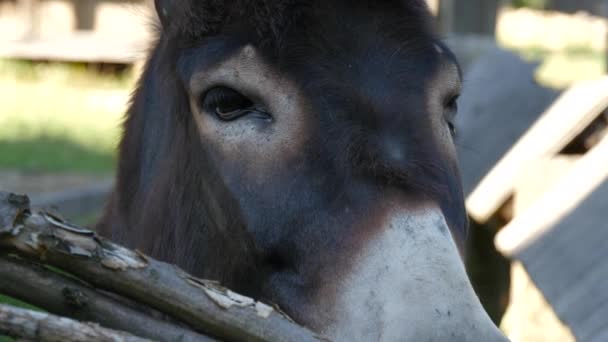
[0,59,134,173]
[512,0,548,9]
[0,295,41,311]
[0,136,116,173]
[0,59,133,89]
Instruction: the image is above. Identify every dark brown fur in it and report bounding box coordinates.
[97,0,468,326]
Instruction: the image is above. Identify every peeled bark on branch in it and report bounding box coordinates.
[0,303,151,342]
[0,192,325,342]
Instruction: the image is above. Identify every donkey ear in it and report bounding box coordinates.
[154,0,173,29]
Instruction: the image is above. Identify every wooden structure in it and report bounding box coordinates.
[0,0,508,63]
[0,0,152,63]
[467,78,608,223]
[0,32,147,63]
[499,143,608,342]
[464,76,608,341]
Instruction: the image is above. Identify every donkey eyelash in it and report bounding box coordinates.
[202,87,254,113]
[201,86,272,122]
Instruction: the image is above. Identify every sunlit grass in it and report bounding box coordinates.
[0,59,133,173]
[0,136,116,173]
[535,50,604,88]
[500,44,605,89]
[0,59,133,88]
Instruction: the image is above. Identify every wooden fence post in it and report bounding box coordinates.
[19,0,40,40]
[604,0,608,73]
[73,0,97,30]
[437,0,505,37]
[437,0,455,35]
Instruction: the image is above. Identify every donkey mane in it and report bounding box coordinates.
[160,0,433,47]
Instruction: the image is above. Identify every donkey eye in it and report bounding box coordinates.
[447,121,456,136]
[445,94,459,113]
[444,94,459,136]
[201,86,265,121]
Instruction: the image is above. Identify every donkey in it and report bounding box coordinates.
[97,1,507,340]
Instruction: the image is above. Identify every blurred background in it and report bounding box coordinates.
[0,0,607,341]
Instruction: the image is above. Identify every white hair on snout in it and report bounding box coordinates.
[321,207,506,342]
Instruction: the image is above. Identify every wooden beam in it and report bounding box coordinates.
[500,262,575,342]
[436,0,454,35]
[18,0,40,40]
[467,77,608,223]
[73,0,97,31]
[495,133,608,256]
[0,32,147,64]
[443,0,502,36]
[512,156,579,216]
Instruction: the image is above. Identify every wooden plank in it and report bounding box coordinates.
[467,77,608,223]
[512,156,579,215]
[514,179,608,342]
[18,0,40,40]
[0,33,147,64]
[500,262,575,342]
[454,47,559,195]
[495,133,608,255]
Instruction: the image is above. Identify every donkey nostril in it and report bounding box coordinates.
[264,250,291,271]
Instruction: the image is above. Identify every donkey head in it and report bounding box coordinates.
[99,1,506,340]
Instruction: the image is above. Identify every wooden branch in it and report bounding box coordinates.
[0,192,324,342]
[0,256,214,342]
[0,303,149,342]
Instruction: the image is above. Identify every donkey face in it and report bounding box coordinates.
[100,1,506,340]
